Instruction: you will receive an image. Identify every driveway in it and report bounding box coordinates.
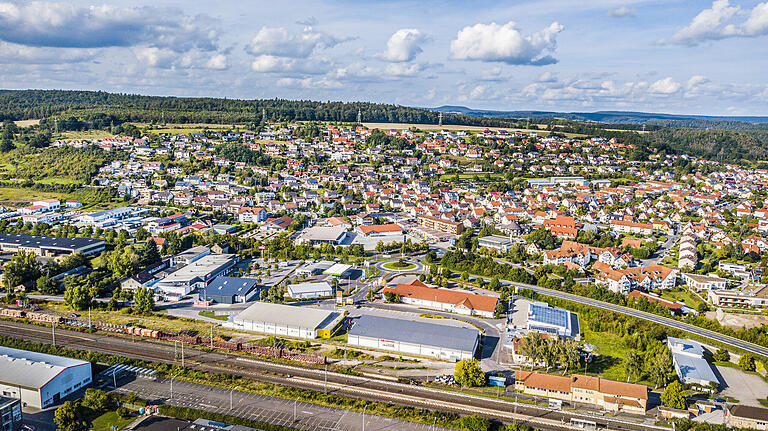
[716,365,768,406]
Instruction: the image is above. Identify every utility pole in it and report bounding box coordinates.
[113,368,117,389]
[170,374,178,400]
[52,322,55,346]
[230,386,238,410]
[88,307,91,329]
[211,322,214,348]
[181,342,185,368]
[293,396,300,422]
[324,363,328,394]
[362,404,368,431]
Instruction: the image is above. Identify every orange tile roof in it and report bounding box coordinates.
[382,280,497,313]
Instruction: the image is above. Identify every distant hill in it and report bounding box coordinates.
[431,106,768,128]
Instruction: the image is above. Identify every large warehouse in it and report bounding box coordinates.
[200,276,261,304]
[286,281,333,299]
[347,315,479,361]
[0,347,92,408]
[154,254,237,296]
[224,302,346,339]
[0,233,105,256]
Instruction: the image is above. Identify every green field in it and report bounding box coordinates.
[382,261,417,270]
[658,288,707,309]
[199,311,229,321]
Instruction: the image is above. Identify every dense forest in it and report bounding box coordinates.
[2,89,768,163]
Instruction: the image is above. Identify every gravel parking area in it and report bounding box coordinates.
[717,365,768,406]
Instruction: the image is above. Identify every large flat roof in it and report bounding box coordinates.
[323,263,352,276]
[204,276,259,297]
[287,282,332,294]
[234,302,342,330]
[0,232,104,251]
[0,346,90,389]
[159,254,235,284]
[349,315,478,353]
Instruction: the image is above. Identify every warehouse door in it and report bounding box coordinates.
[53,392,60,404]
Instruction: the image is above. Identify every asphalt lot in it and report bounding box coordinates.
[716,365,768,406]
[114,378,451,431]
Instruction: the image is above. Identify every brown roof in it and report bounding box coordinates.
[382,280,497,313]
[516,370,572,393]
[729,405,768,421]
[359,224,403,234]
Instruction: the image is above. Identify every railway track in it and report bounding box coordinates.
[0,320,665,431]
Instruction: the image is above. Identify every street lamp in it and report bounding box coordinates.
[230,386,239,410]
[169,374,179,400]
[293,396,300,422]
[362,404,368,431]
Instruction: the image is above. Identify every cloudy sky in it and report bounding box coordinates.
[1,0,767,115]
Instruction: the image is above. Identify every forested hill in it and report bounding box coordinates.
[3,89,768,164]
[0,89,519,128]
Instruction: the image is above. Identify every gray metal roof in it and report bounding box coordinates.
[0,232,104,252]
[234,302,342,330]
[205,276,260,297]
[0,346,90,389]
[349,315,478,353]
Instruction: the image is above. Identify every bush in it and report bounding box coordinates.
[739,353,756,372]
[460,414,490,431]
[116,407,131,419]
[712,348,730,362]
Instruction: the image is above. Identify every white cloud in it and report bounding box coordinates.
[668,0,739,45]
[134,47,176,69]
[0,41,97,64]
[648,77,681,94]
[724,1,768,36]
[276,76,342,89]
[665,0,768,46]
[205,54,228,70]
[608,6,635,18]
[686,75,710,90]
[377,28,428,62]
[334,62,422,81]
[0,2,218,51]
[450,21,563,65]
[247,26,342,58]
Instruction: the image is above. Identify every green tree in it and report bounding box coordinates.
[133,287,155,314]
[36,272,59,295]
[2,250,41,290]
[647,348,673,388]
[383,291,401,303]
[0,122,15,152]
[660,381,686,409]
[488,277,500,291]
[739,353,756,372]
[454,359,486,387]
[54,401,87,431]
[138,239,161,267]
[81,389,114,412]
[624,349,643,383]
[63,278,92,311]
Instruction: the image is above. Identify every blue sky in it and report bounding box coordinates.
[0,0,767,115]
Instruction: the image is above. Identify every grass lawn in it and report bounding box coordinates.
[89,410,134,431]
[658,289,706,309]
[0,186,62,204]
[54,129,113,141]
[582,328,654,386]
[198,311,228,321]
[382,261,417,270]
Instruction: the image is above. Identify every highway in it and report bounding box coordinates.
[0,320,665,431]
[509,281,768,357]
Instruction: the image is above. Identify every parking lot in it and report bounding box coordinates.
[114,378,450,431]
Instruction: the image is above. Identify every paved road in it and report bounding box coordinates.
[115,378,450,431]
[509,281,768,357]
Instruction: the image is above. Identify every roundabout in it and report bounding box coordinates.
[375,258,424,274]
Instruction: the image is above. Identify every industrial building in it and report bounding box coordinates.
[154,254,237,296]
[224,302,346,339]
[76,206,135,226]
[0,233,105,256]
[526,302,580,338]
[477,235,512,252]
[0,396,22,431]
[667,337,718,388]
[323,263,353,278]
[295,226,349,245]
[171,246,211,266]
[286,281,334,299]
[0,347,92,409]
[200,276,261,304]
[296,260,335,276]
[347,315,479,361]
